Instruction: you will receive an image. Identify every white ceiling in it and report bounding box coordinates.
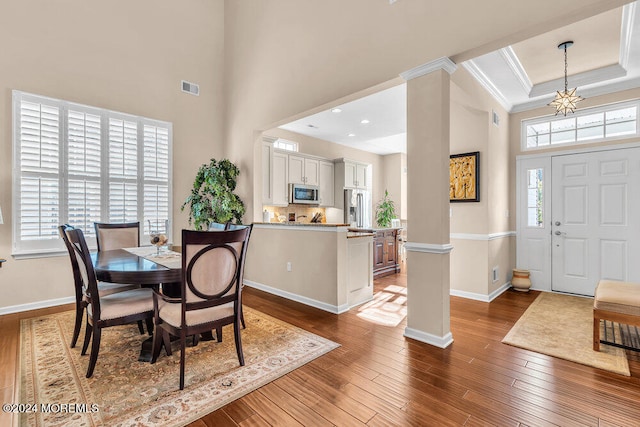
[279,2,640,155]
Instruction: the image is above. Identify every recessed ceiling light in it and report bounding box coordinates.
[360,119,370,124]
[331,108,342,113]
[348,133,356,137]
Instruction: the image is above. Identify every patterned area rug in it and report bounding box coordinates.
[19,307,339,426]
[502,292,630,376]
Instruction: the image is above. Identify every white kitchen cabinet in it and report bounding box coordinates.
[261,142,273,204]
[272,151,289,206]
[318,160,334,207]
[355,163,367,188]
[288,155,319,186]
[336,159,370,189]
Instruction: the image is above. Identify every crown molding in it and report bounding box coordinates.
[461,60,512,111]
[400,57,457,81]
[529,63,627,98]
[620,2,636,69]
[499,46,532,94]
[511,76,640,113]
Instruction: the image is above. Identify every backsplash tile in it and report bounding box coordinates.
[263,206,326,223]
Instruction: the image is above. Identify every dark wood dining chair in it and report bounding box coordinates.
[94,221,140,251]
[150,225,253,390]
[209,222,251,329]
[94,221,148,335]
[62,225,155,378]
[59,225,141,348]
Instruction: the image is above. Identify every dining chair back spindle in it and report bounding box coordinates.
[62,225,155,378]
[150,225,253,390]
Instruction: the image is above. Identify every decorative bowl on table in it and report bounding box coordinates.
[148,219,169,255]
[150,233,168,255]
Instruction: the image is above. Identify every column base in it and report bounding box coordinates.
[404,327,453,348]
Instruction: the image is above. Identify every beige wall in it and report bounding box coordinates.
[0,0,226,310]
[448,66,513,296]
[0,0,629,310]
[450,239,488,295]
[489,237,515,295]
[382,153,406,221]
[220,1,624,301]
[245,227,340,305]
[223,0,626,223]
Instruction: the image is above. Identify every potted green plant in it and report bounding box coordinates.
[375,189,397,228]
[181,158,246,230]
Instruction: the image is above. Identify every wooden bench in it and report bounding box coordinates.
[593,280,640,351]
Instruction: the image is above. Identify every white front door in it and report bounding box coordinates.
[551,148,640,296]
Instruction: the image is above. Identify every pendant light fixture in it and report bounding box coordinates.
[548,41,584,116]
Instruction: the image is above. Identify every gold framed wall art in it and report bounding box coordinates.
[449,151,479,202]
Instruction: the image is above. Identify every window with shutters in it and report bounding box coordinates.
[12,91,172,257]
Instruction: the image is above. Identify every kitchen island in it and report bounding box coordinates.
[243,223,374,313]
[349,227,402,279]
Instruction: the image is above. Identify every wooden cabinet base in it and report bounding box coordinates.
[373,263,400,279]
[373,228,400,279]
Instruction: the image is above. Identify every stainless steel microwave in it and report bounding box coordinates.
[289,183,320,204]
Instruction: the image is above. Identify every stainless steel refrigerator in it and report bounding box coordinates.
[344,188,372,229]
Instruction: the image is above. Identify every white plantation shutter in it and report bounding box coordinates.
[12,91,172,256]
[67,109,102,235]
[20,177,59,241]
[144,184,169,234]
[108,118,139,223]
[142,124,170,235]
[109,182,138,223]
[17,98,61,249]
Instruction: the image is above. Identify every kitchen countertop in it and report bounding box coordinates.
[347,231,375,239]
[253,222,372,238]
[347,227,403,232]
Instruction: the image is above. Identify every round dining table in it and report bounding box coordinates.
[91,248,181,287]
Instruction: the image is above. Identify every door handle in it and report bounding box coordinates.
[554,231,566,236]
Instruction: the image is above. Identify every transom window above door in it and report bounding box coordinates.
[12,91,173,257]
[522,100,640,150]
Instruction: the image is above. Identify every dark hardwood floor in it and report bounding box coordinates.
[2,272,639,426]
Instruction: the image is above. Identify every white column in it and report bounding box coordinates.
[401,58,456,348]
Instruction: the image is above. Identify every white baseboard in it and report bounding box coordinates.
[404,327,454,348]
[449,281,511,303]
[244,279,349,314]
[0,296,75,316]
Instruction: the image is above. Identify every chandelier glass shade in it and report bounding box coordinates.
[548,41,584,116]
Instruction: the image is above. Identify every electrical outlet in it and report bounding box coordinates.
[286,262,292,272]
[492,266,499,282]
[449,207,453,218]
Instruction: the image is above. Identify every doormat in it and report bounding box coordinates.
[502,292,630,376]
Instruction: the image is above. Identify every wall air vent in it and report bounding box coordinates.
[181,80,200,96]
[492,110,500,126]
